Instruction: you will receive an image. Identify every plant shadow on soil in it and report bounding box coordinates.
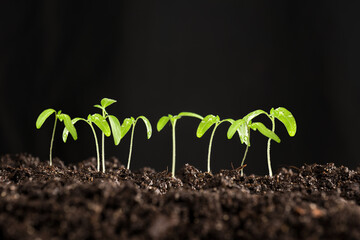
[1,153,360,239]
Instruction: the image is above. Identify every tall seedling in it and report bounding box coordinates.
[120,116,152,169]
[157,112,203,177]
[94,98,121,172]
[36,109,77,166]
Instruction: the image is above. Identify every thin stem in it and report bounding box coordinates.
[127,122,136,169]
[49,115,58,166]
[88,122,100,172]
[240,145,249,176]
[207,123,219,173]
[171,119,177,177]
[101,109,105,173]
[267,117,275,177]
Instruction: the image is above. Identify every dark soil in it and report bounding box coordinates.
[1,153,360,239]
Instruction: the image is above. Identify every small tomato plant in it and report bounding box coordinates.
[36,109,77,166]
[228,108,296,177]
[120,116,152,169]
[94,98,121,172]
[157,112,203,177]
[62,114,113,172]
[196,115,235,173]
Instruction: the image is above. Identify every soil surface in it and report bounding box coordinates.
[1,153,360,239]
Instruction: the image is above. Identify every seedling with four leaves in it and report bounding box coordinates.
[157,112,203,177]
[36,109,77,166]
[119,116,152,169]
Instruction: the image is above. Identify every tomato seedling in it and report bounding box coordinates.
[36,109,77,166]
[228,108,296,177]
[94,98,121,172]
[120,116,152,169]
[157,112,203,177]
[196,115,235,173]
[62,114,114,172]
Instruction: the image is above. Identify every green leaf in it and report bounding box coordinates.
[270,107,297,137]
[196,115,219,138]
[157,116,170,132]
[250,122,280,143]
[93,104,103,110]
[227,119,245,139]
[177,112,203,120]
[108,115,121,145]
[120,118,134,139]
[90,114,111,137]
[36,109,56,129]
[60,114,78,141]
[138,116,152,139]
[62,118,82,143]
[243,109,268,124]
[101,98,117,108]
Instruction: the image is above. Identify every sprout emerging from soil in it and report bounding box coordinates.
[36,109,77,166]
[62,114,116,172]
[157,112,203,177]
[228,108,296,177]
[120,116,152,170]
[196,115,234,173]
[94,98,121,172]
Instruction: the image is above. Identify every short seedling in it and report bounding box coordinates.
[36,109,77,166]
[120,116,152,169]
[157,112,203,177]
[94,98,121,172]
[196,115,234,173]
[62,114,114,172]
[228,108,296,177]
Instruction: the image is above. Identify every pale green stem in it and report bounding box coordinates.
[49,116,58,166]
[267,117,275,177]
[88,122,100,172]
[207,123,219,173]
[240,145,249,176]
[101,109,106,173]
[171,120,177,177]
[127,122,136,170]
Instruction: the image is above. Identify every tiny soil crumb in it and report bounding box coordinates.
[1,153,360,239]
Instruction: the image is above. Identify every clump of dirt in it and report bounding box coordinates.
[0,153,360,239]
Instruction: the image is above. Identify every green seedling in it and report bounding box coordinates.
[120,116,152,169]
[62,114,113,172]
[94,98,121,172]
[228,108,296,177]
[196,115,234,173]
[36,109,77,166]
[157,112,203,177]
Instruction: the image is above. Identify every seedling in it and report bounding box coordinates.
[62,114,113,172]
[157,112,203,177]
[196,115,234,173]
[93,98,121,172]
[227,108,296,177]
[119,116,152,169]
[36,109,77,166]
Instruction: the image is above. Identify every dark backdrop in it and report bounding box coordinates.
[1,1,359,175]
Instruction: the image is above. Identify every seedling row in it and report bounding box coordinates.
[36,98,297,177]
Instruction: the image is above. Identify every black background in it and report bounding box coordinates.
[1,1,359,175]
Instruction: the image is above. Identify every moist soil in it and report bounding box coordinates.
[1,154,360,240]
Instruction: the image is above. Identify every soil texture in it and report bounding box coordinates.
[1,153,360,239]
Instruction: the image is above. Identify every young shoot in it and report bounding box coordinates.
[62,114,115,172]
[94,98,121,173]
[227,108,296,177]
[196,115,234,173]
[157,112,203,177]
[120,116,152,170]
[36,109,77,166]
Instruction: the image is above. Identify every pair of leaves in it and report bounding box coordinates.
[157,112,203,132]
[120,116,152,139]
[36,109,78,141]
[93,98,117,112]
[196,115,235,138]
